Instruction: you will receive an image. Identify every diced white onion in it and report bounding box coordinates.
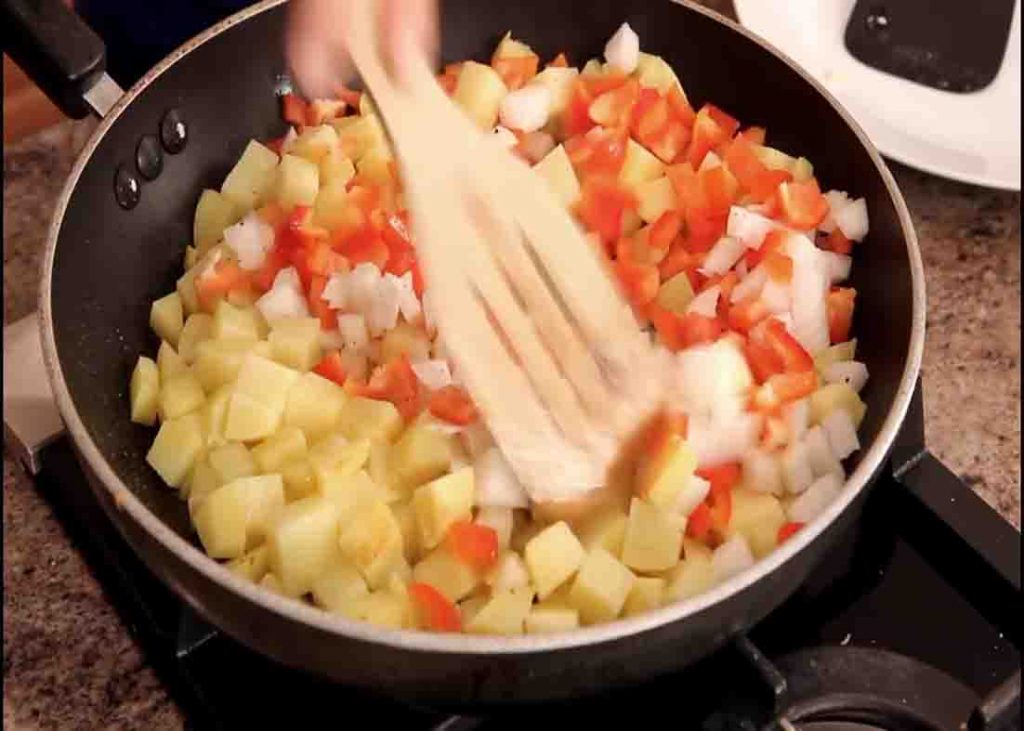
[786,233,830,355]
[711,534,755,582]
[788,472,843,523]
[474,447,530,508]
[823,361,869,393]
[803,425,842,478]
[411,359,453,391]
[604,22,640,74]
[421,289,437,334]
[486,551,530,591]
[318,328,344,351]
[727,206,777,249]
[673,475,711,518]
[700,236,747,275]
[322,271,348,310]
[781,440,814,494]
[688,411,762,468]
[385,271,421,323]
[491,125,518,148]
[337,313,369,352]
[255,266,309,322]
[823,251,852,283]
[730,265,769,303]
[835,198,869,241]
[476,507,514,549]
[783,398,810,441]
[222,212,274,270]
[761,279,792,314]
[365,282,400,337]
[742,449,783,495]
[672,339,753,417]
[820,190,851,233]
[822,409,860,459]
[498,84,551,133]
[686,285,720,318]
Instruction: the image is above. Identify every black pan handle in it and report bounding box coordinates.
[1,0,112,118]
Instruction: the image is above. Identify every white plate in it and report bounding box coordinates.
[734,0,1021,191]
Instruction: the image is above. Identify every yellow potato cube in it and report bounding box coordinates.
[275,153,320,210]
[280,458,317,501]
[412,468,475,550]
[814,339,857,373]
[220,140,279,211]
[183,246,198,270]
[568,548,635,624]
[158,371,205,421]
[309,435,370,485]
[637,435,697,512]
[224,393,279,443]
[753,144,796,172]
[621,498,683,574]
[318,149,356,189]
[576,507,628,558]
[634,52,684,94]
[284,371,348,442]
[331,114,387,161]
[392,501,422,563]
[227,545,270,583]
[337,396,402,443]
[225,354,300,441]
[146,412,204,487]
[356,146,393,186]
[177,313,213,364]
[157,341,189,381]
[453,61,509,129]
[193,338,255,392]
[212,300,261,342]
[379,321,431,364]
[345,591,409,628]
[252,426,307,474]
[312,178,353,231]
[792,157,814,182]
[194,474,285,559]
[208,442,257,483]
[656,271,696,314]
[368,438,402,501]
[338,500,404,589]
[459,595,490,626]
[311,557,369,612]
[193,188,240,253]
[525,606,580,634]
[150,292,184,347]
[635,176,678,223]
[465,587,534,635]
[664,539,713,602]
[623,576,666,617]
[524,521,585,600]
[320,469,381,523]
[268,495,341,596]
[728,489,786,558]
[201,385,232,448]
[291,124,340,163]
[534,145,581,209]
[259,573,287,596]
[620,138,665,192]
[391,425,452,491]
[129,356,160,425]
[268,317,321,371]
[531,66,579,118]
[810,383,867,428]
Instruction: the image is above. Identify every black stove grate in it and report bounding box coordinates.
[26,382,1021,730]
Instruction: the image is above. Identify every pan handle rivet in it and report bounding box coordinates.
[160,109,188,154]
[136,135,163,181]
[114,165,141,210]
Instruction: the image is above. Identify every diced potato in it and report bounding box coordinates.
[201,385,232,448]
[379,321,431,364]
[309,436,370,485]
[413,547,480,602]
[252,426,307,474]
[656,271,696,314]
[344,590,409,629]
[267,495,341,596]
[208,442,258,483]
[220,140,280,211]
[225,354,300,441]
[465,587,534,635]
[129,356,160,425]
[280,458,317,501]
[621,498,683,573]
[568,548,635,624]
[158,371,206,421]
[391,425,452,491]
[368,439,401,501]
[531,66,579,117]
[194,189,240,253]
[311,556,369,612]
[284,371,348,442]
[268,317,322,371]
[393,501,422,563]
[194,474,285,559]
[634,52,684,94]
[224,394,279,443]
[338,500,404,589]
[337,396,402,442]
[212,300,262,342]
[146,412,204,487]
[356,147,393,186]
[576,507,628,558]
[291,124,340,163]
[637,435,697,512]
[510,516,547,555]
[157,341,189,381]
[475,506,514,550]
[453,61,509,129]
[320,469,381,522]
[459,595,490,626]
[184,246,198,270]
[664,539,713,602]
[753,144,796,172]
[186,459,222,509]
[620,139,666,192]
[810,383,867,428]
[728,488,786,558]
[526,605,580,633]
[177,313,214,364]
[412,467,475,550]
[313,179,355,231]
[150,292,184,347]
[193,338,255,392]
[524,521,585,600]
[580,58,605,78]
[792,157,813,182]
[533,145,581,209]
[176,267,201,316]
[259,573,287,596]
[623,576,666,617]
[493,32,534,59]
[636,176,678,224]
[814,339,858,373]
[228,545,270,582]
[319,148,356,188]
[275,153,320,210]
[331,114,387,161]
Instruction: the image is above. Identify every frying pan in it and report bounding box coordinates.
[2,0,925,707]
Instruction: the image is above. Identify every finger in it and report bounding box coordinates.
[385,0,439,86]
[285,0,355,99]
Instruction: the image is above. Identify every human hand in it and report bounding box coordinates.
[286,0,438,98]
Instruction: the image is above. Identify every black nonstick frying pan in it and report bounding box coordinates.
[3,0,926,708]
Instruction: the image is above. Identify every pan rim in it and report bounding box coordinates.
[39,0,925,656]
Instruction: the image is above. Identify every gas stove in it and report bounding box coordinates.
[10,376,1016,731]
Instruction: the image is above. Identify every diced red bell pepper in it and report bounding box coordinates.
[658,243,704,284]
[577,177,636,247]
[678,312,724,349]
[632,89,668,139]
[491,53,539,90]
[647,120,691,165]
[697,462,739,533]
[723,135,791,203]
[312,351,348,386]
[686,106,730,168]
[428,385,478,426]
[251,245,291,293]
[822,228,854,255]
[827,287,856,343]
[335,85,363,108]
[307,274,338,330]
[641,409,688,460]
[588,78,639,130]
[738,126,767,145]
[561,81,597,138]
[548,52,570,68]
[699,165,740,216]
[408,582,462,632]
[307,98,346,125]
[765,369,818,403]
[764,250,793,283]
[649,211,683,255]
[686,502,714,542]
[335,225,390,270]
[777,179,829,229]
[666,86,697,127]
[362,355,421,420]
[777,521,805,544]
[583,70,629,97]
[728,297,771,334]
[748,318,814,377]
[704,104,740,139]
[445,520,499,572]
[195,260,252,313]
[565,128,628,179]
[615,256,660,308]
[280,92,309,128]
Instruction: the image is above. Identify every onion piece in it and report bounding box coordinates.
[727,206,777,249]
[222,212,274,270]
[819,190,851,233]
[365,280,401,337]
[803,425,843,478]
[319,328,344,351]
[823,360,869,393]
[742,449,783,495]
[686,285,720,318]
[688,411,762,468]
[385,271,421,323]
[780,439,814,494]
[788,472,843,523]
[730,265,769,303]
[498,84,551,133]
[711,534,755,583]
[761,279,792,313]
[822,409,860,459]
[476,506,513,549]
[835,198,869,241]
[786,233,830,355]
[673,339,754,416]
[823,251,852,283]
[492,125,518,148]
[700,236,746,275]
[486,551,530,591]
[411,359,453,391]
[337,313,369,352]
[255,266,309,322]
[474,447,530,508]
[673,474,711,519]
[604,22,640,74]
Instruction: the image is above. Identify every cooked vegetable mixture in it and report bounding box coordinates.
[130,23,871,635]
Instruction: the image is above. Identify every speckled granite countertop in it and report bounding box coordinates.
[3,13,1020,731]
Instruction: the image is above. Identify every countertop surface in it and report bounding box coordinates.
[3,8,1020,728]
